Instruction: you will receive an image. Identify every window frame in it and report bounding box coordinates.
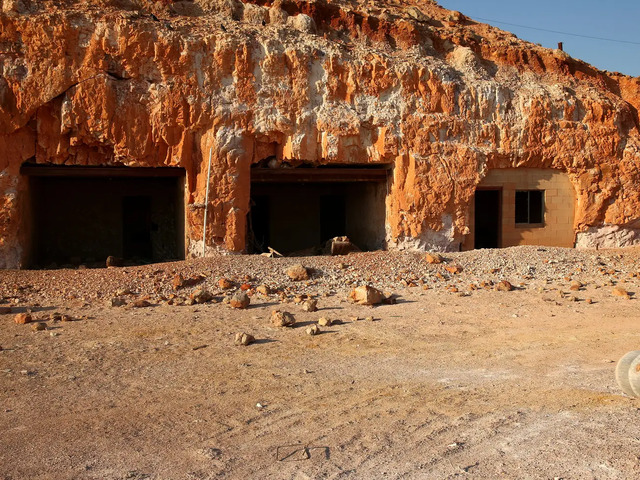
[515,189,545,227]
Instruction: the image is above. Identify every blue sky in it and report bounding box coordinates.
[438,0,640,77]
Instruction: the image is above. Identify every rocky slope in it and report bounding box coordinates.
[2,0,640,267]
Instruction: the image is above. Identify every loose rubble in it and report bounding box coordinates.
[306,325,320,336]
[349,285,385,305]
[301,299,318,312]
[234,333,255,346]
[270,310,296,327]
[229,292,250,309]
[286,264,310,281]
[14,313,31,324]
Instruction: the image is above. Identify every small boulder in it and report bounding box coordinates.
[306,324,320,336]
[445,265,463,274]
[570,281,583,291]
[106,256,123,267]
[234,332,255,346]
[191,288,214,304]
[110,297,127,307]
[14,313,32,324]
[218,278,234,289]
[425,253,443,264]
[256,285,271,295]
[349,285,384,305]
[301,298,318,312]
[286,264,310,281]
[613,286,630,299]
[230,292,250,309]
[317,317,332,327]
[172,274,185,289]
[271,310,296,327]
[31,322,47,331]
[132,299,151,308]
[324,236,360,255]
[495,280,514,292]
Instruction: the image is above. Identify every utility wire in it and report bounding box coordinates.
[472,16,640,46]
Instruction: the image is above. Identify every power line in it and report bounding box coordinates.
[472,16,640,46]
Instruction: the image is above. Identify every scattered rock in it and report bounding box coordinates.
[191,288,214,304]
[317,317,332,327]
[445,265,463,274]
[349,285,384,305]
[286,264,310,281]
[173,274,204,289]
[60,314,73,322]
[306,324,320,336]
[218,278,234,289]
[132,299,151,308]
[234,332,255,346]
[172,274,186,289]
[586,298,593,304]
[14,313,32,324]
[425,253,443,264]
[365,316,374,322]
[612,286,630,299]
[31,322,47,331]
[570,281,583,291]
[256,285,271,295]
[324,236,360,255]
[106,256,123,267]
[229,292,250,309]
[240,283,251,291]
[496,281,514,292]
[271,310,296,327]
[110,297,127,307]
[301,298,318,312]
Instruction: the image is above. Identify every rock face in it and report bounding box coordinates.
[2,0,640,267]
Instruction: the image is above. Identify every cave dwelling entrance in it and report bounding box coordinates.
[22,163,186,268]
[248,164,390,255]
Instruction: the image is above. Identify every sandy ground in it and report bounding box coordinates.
[2,247,640,479]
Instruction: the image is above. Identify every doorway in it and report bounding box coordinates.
[23,165,185,267]
[248,165,389,255]
[474,189,501,249]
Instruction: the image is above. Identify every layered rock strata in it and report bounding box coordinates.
[2,0,640,267]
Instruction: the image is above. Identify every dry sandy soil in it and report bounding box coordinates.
[2,246,640,479]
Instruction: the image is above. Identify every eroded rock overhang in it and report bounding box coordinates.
[2,0,640,268]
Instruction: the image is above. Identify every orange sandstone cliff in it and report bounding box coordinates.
[2,0,640,267]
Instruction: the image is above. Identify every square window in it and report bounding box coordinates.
[515,190,544,225]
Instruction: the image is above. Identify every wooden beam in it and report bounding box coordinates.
[250,167,390,183]
[20,164,185,177]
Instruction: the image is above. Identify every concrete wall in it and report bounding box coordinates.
[464,168,576,249]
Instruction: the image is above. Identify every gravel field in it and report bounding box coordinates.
[2,246,640,479]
